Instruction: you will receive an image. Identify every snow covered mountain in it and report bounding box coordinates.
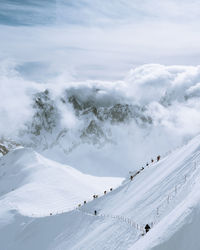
[20,88,151,151]
[0,134,200,249]
[0,147,122,217]
[1,1,200,249]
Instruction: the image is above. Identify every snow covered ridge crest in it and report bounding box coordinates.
[1,133,200,249]
[0,147,123,217]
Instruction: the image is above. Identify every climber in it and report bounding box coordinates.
[84,201,86,204]
[110,188,113,191]
[146,163,149,167]
[145,224,151,233]
[157,155,161,161]
[94,210,97,216]
[104,191,107,195]
[130,175,133,181]
[151,159,154,163]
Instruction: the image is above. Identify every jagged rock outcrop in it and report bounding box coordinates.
[19,89,153,152]
[0,139,20,156]
[30,89,59,136]
[68,94,152,125]
[81,120,109,145]
[22,89,60,150]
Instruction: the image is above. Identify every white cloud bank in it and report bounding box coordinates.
[1,63,200,170]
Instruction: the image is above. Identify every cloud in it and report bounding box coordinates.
[1,1,200,80]
[1,62,200,175]
[56,0,200,26]
[0,60,42,138]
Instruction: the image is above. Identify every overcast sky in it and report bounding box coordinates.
[0,0,200,80]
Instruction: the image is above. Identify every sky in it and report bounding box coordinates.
[0,0,200,80]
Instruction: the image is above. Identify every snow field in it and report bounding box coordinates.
[0,148,123,218]
[1,135,200,249]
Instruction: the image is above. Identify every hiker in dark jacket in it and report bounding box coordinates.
[157,155,161,161]
[151,159,154,163]
[145,224,151,233]
[94,210,97,215]
[146,163,149,167]
[130,175,133,181]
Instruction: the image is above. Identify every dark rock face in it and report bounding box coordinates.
[67,94,152,125]
[81,120,107,145]
[0,145,9,156]
[108,104,132,123]
[19,89,61,150]
[28,90,59,136]
[84,120,104,137]
[0,139,20,156]
[19,89,153,152]
[68,96,83,113]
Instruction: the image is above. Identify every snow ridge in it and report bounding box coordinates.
[1,135,200,249]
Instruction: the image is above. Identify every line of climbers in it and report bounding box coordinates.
[130,155,161,181]
[50,154,197,235]
[129,155,160,234]
[78,188,113,208]
[79,155,161,207]
[78,154,161,233]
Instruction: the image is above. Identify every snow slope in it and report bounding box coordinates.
[0,148,123,217]
[1,135,200,249]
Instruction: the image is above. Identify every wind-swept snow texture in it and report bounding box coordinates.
[1,135,200,249]
[0,148,123,217]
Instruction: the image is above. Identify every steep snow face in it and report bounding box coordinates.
[1,135,200,249]
[64,134,200,250]
[0,148,123,217]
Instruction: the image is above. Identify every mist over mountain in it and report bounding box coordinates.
[1,62,200,175]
